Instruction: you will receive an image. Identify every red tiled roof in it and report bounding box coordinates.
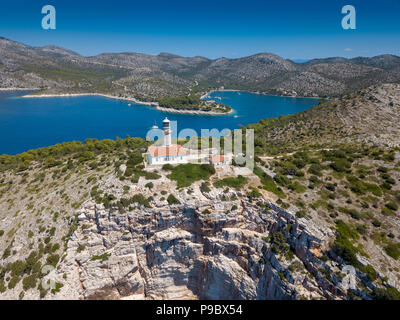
[209,155,226,163]
[148,144,187,157]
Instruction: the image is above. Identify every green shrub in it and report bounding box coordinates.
[168,164,215,188]
[51,243,60,253]
[274,174,291,187]
[372,219,382,227]
[296,210,307,218]
[254,166,285,198]
[289,260,304,272]
[347,175,382,196]
[308,164,324,176]
[8,276,20,289]
[2,247,11,259]
[377,166,389,173]
[167,194,180,205]
[51,282,64,294]
[22,274,37,290]
[356,224,368,235]
[374,287,400,300]
[319,268,332,282]
[325,183,336,192]
[332,220,360,267]
[384,243,400,260]
[46,254,60,267]
[162,164,174,171]
[309,175,321,184]
[330,159,351,172]
[77,244,86,253]
[359,265,378,282]
[145,182,154,190]
[288,181,307,193]
[340,207,361,220]
[90,253,111,262]
[386,202,398,211]
[271,232,289,254]
[126,154,143,167]
[382,208,393,216]
[131,193,152,208]
[214,175,247,190]
[143,171,161,180]
[200,182,211,193]
[247,187,262,198]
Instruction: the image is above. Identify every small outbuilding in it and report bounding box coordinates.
[209,155,229,166]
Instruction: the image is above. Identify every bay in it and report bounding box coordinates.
[0,90,319,155]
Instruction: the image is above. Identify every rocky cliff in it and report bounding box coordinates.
[52,187,341,300]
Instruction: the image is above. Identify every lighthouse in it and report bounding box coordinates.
[163,117,172,146]
[146,118,189,165]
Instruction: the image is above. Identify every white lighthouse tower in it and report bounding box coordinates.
[146,118,189,165]
[163,117,172,146]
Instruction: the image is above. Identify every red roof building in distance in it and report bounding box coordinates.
[209,155,230,166]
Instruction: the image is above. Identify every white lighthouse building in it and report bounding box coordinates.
[162,117,172,146]
[146,118,189,165]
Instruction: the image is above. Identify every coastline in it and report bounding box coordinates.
[201,89,324,100]
[22,92,158,106]
[155,106,234,115]
[0,87,38,91]
[22,92,234,115]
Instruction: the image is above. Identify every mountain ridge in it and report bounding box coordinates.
[1,37,400,99]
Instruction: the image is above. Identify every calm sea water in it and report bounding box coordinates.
[0,90,319,155]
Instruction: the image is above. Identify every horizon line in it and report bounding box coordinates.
[1,35,400,62]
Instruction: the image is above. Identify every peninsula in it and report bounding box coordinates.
[22,92,233,115]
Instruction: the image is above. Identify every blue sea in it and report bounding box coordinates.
[0,90,319,155]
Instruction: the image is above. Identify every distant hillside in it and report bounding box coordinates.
[1,37,400,99]
[249,83,400,155]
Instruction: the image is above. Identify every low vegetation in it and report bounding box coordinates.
[167,164,215,188]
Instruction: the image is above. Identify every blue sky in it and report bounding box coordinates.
[0,0,399,59]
